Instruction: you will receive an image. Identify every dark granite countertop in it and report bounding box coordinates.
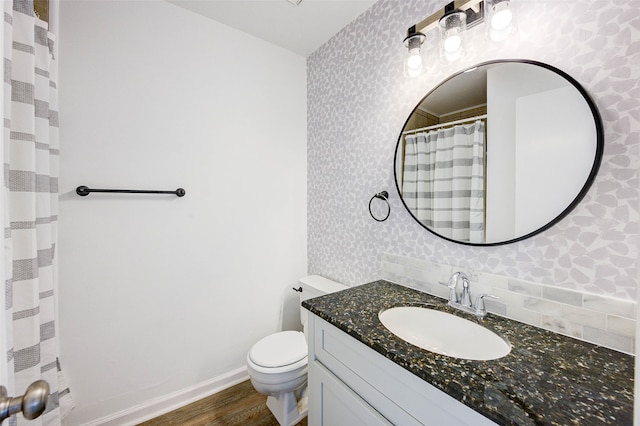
[302,280,634,425]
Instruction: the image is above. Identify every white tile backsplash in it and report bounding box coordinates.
[583,294,637,319]
[381,252,636,354]
[583,327,634,354]
[542,287,583,306]
[507,279,542,297]
[607,315,636,337]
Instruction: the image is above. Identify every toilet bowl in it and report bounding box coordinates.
[247,331,308,396]
[246,275,346,426]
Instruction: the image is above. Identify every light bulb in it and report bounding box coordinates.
[491,8,512,31]
[407,48,422,70]
[444,35,462,53]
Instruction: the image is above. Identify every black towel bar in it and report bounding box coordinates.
[76,186,185,197]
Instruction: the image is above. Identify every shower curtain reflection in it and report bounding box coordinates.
[401,121,485,243]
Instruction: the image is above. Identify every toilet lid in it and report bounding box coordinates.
[249,331,307,368]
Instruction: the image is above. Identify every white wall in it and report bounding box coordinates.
[57,1,307,423]
[485,63,595,241]
[514,85,596,236]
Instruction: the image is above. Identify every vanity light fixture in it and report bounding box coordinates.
[404,0,516,72]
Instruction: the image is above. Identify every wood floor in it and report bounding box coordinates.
[138,380,308,426]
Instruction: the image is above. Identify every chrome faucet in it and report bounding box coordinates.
[460,275,472,308]
[442,272,498,318]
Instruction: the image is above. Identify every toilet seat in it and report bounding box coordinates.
[249,331,307,368]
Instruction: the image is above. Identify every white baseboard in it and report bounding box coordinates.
[84,366,249,426]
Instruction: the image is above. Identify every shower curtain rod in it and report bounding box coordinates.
[76,186,186,197]
[402,114,487,135]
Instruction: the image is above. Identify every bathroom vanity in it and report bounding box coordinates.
[302,281,634,425]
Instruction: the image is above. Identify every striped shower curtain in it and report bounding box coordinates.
[402,121,485,243]
[3,0,73,424]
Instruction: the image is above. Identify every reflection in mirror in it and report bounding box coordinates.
[395,60,603,246]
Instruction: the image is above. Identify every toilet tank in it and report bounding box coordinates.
[298,275,347,326]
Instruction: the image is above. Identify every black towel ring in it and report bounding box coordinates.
[369,191,390,222]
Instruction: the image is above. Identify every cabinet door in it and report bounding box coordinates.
[308,361,392,426]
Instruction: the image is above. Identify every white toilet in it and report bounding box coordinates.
[246,275,346,426]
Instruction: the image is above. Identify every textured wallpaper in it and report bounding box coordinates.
[307,0,639,300]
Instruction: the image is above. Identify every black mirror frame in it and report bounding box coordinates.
[393,59,605,246]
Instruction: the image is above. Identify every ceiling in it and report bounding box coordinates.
[418,66,489,116]
[166,0,378,57]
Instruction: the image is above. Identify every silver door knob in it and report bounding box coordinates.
[0,380,49,423]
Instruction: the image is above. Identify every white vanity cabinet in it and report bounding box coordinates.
[307,314,497,426]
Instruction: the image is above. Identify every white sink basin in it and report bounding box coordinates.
[379,306,511,361]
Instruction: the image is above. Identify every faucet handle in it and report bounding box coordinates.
[474,294,499,318]
[439,278,459,304]
[459,276,473,308]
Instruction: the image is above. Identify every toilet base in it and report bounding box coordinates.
[266,386,308,426]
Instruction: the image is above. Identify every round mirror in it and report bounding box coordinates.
[394,60,603,246]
